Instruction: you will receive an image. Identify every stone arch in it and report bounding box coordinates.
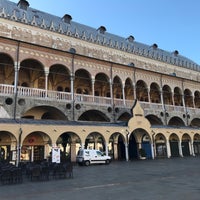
[109,132,126,160]
[124,77,134,100]
[168,116,185,126]
[0,53,15,85]
[136,80,148,102]
[163,85,173,105]
[150,82,161,103]
[154,133,167,158]
[49,64,71,91]
[169,133,180,157]
[21,105,67,120]
[174,87,183,106]
[94,72,110,97]
[193,133,200,156]
[56,131,81,162]
[20,58,45,88]
[113,75,123,99]
[184,88,193,107]
[22,131,52,162]
[78,110,110,122]
[181,133,191,156]
[85,132,106,152]
[0,131,16,161]
[75,68,92,95]
[146,114,163,125]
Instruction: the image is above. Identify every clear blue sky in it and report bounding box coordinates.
[12,0,200,65]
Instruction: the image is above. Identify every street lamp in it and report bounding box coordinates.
[125,129,130,162]
[16,127,22,167]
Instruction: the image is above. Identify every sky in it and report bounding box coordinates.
[11,0,200,65]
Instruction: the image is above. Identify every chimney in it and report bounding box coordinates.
[127,35,135,43]
[97,26,106,34]
[62,14,72,24]
[17,0,29,10]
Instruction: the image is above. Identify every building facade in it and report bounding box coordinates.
[0,0,200,165]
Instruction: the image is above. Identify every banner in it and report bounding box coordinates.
[52,147,60,163]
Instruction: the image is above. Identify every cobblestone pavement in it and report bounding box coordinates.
[0,157,200,200]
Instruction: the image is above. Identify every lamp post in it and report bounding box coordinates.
[152,131,156,159]
[125,129,130,162]
[16,127,22,167]
[69,48,76,121]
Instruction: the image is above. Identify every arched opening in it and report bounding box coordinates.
[150,82,161,103]
[136,80,148,102]
[22,132,51,162]
[146,115,163,125]
[95,73,110,97]
[155,133,167,158]
[113,76,123,99]
[124,78,134,100]
[169,133,179,157]
[184,89,193,108]
[181,133,191,156]
[193,134,200,156]
[168,117,185,126]
[162,85,173,105]
[174,87,183,106]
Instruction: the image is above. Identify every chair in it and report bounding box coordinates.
[1,169,12,185]
[30,165,41,181]
[65,163,73,178]
[40,166,50,181]
[12,168,23,184]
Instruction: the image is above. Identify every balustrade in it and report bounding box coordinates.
[0,84,200,115]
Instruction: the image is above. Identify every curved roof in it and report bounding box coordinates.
[0,0,199,71]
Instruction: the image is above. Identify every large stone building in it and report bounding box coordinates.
[0,0,200,165]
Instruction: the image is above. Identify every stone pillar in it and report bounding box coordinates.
[166,140,171,158]
[125,142,129,162]
[113,142,118,160]
[81,143,85,150]
[192,95,195,108]
[14,62,20,94]
[70,142,77,162]
[178,140,183,157]
[190,140,195,156]
[122,82,126,105]
[105,142,109,156]
[133,84,136,100]
[148,87,151,103]
[92,77,95,101]
[151,143,155,159]
[160,91,165,110]
[110,79,113,103]
[172,92,175,106]
[44,69,49,97]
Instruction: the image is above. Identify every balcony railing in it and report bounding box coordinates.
[0,84,200,115]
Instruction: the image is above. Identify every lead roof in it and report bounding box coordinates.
[0,0,199,71]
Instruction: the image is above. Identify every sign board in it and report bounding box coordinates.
[52,147,60,163]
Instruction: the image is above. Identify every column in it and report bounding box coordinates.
[110,79,113,104]
[190,140,195,156]
[105,142,109,156]
[70,73,74,101]
[166,140,171,158]
[151,143,155,159]
[182,94,186,112]
[192,95,195,108]
[125,142,129,162]
[133,84,136,100]
[172,92,175,106]
[160,91,165,109]
[81,143,85,150]
[178,140,183,157]
[122,82,126,105]
[148,87,151,103]
[70,142,77,162]
[113,142,118,160]
[92,77,95,101]
[44,69,49,97]
[14,62,20,94]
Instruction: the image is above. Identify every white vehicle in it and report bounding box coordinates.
[76,149,111,166]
